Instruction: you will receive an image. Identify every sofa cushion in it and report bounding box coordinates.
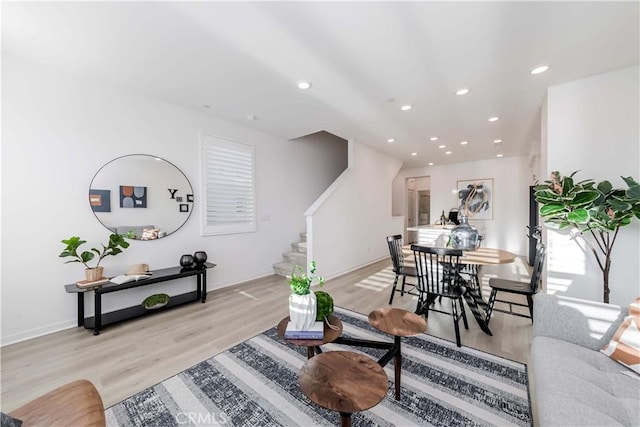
[601,297,640,374]
[532,336,640,426]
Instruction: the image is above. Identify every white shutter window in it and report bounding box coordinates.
[200,133,256,236]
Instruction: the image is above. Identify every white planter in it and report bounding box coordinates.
[289,290,317,331]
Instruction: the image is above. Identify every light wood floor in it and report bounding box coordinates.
[1,257,534,412]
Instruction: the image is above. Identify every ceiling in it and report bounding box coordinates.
[3,1,639,169]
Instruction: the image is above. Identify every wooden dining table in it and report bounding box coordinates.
[404,244,518,335]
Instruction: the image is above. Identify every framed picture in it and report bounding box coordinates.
[120,185,147,208]
[457,178,493,220]
[89,189,111,212]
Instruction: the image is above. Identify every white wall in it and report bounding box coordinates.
[394,156,532,256]
[1,53,346,345]
[307,141,404,279]
[544,65,640,305]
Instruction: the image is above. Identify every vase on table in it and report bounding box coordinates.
[450,215,479,250]
[180,254,194,268]
[85,267,104,281]
[289,290,317,331]
[193,251,208,267]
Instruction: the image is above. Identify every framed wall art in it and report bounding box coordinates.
[457,178,493,220]
[120,185,147,208]
[89,189,111,212]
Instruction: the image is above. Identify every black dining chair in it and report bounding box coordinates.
[386,235,418,304]
[485,243,547,324]
[411,245,469,347]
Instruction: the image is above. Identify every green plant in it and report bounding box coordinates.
[288,261,325,295]
[59,234,130,269]
[534,171,640,303]
[315,291,334,320]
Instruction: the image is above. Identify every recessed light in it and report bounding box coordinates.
[411,152,418,156]
[488,116,500,122]
[455,88,470,96]
[428,162,434,166]
[438,144,446,149]
[401,105,412,111]
[496,153,504,158]
[531,65,549,75]
[246,115,257,121]
[430,136,438,141]
[493,139,502,144]
[297,80,312,90]
[387,138,395,143]
[445,151,452,155]
[460,141,469,145]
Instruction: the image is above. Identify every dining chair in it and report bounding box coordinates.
[411,245,469,347]
[485,243,546,324]
[386,235,418,304]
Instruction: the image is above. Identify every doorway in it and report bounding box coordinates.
[405,176,431,243]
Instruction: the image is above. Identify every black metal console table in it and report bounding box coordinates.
[64,262,215,335]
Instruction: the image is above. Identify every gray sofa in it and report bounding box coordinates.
[531,293,639,426]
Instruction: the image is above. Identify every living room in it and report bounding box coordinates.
[1,2,639,426]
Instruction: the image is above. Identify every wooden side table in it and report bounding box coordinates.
[368,307,427,400]
[277,315,343,359]
[298,351,388,427]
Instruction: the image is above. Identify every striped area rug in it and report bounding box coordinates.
[106,307,531,426]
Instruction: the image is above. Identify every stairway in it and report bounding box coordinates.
[273,232,307,277]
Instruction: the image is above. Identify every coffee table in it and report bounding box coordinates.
[298,351,388,427]
[368,307,427,399]
[277,315,343,359]
[333,307,427,400]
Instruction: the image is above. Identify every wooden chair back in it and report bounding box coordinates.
[386,235,405,273]
[411,245,465,296]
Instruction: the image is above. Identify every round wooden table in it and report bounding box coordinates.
[277,314,343,358]
[368,307,427,399]
[298,351,388,427]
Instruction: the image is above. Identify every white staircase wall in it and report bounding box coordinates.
[306,140,404,279]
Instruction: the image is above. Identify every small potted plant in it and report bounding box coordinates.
[288,261,325,330]
[59,234,130,281]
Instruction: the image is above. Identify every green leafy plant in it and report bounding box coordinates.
[59,234,130,269]
[315,291,334,321]
[534,171,640,303]
[288,261,325,295]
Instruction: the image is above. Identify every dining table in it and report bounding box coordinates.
[404,244,518,335]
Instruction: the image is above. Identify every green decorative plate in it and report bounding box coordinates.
[142,293,170,310]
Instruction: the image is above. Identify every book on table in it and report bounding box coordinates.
[284,321,324,340]
[109,274,152,285]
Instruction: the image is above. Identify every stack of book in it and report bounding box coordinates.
[284,321,324,340]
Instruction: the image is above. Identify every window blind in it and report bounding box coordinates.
[201,133,256,235]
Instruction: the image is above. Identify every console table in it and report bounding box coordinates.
[64,262,215,335]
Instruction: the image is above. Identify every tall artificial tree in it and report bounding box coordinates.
[534,171,640,303]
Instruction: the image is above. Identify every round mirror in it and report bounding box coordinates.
[89,154,194,240]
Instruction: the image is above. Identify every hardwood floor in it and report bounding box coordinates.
[0,257,534,412]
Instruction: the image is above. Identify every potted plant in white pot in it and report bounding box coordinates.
[59,234,130,281]
[288,261,325,330]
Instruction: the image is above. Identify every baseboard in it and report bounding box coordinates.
[207,270,276,291]
[1,319,77,347]
[324,255,389,281]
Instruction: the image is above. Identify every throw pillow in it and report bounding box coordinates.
[600,296,640,374]
[140,228,159,241]
[1,412,23,427]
